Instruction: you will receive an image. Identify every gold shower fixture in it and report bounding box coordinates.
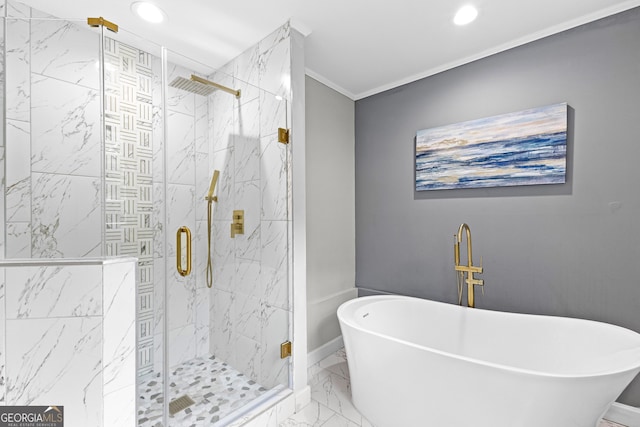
[231,210,244,238]
[205,170,220,288]
[87,17,118,33]
[206,170,219,202]
[176,226,192,277]
[169,74,241,98]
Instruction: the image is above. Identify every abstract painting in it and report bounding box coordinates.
[416,103,567,191]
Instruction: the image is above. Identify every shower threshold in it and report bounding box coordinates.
[138,355,269,427]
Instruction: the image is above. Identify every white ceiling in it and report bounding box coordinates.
[16,0,640,100]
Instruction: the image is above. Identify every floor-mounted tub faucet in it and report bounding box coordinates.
[454,223,484,307]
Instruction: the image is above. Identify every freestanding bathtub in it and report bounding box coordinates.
[337,295,640,427]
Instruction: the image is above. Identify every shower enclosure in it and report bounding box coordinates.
[1,1,294,425]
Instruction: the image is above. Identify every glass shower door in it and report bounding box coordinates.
[164,49,292,425]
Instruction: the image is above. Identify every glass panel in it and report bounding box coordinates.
[164,48,291,425]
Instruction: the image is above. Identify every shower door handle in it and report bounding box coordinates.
[176,226,192,277]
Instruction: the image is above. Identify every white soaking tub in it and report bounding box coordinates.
[337,295,640,427]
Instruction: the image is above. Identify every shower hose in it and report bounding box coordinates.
[206,198,213,288]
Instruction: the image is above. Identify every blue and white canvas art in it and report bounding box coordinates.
[415,103,567,191]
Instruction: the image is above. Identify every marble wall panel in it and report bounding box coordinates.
[5,119,30,222]
[168,323,196,368]
[31,74,100,176]
[5,17,30,122]
[5,317,103,426]
[167,110,196,185]
[234,45,261,104]
[235,135,260,183]
[5,222,31,259]
[31,173,101,258]
[213,220,236,292]
[5,265,102,318]
[30,17,99,89]
[260,90,288,138]
[260,135,289,221]
[210,288,235,366]
[259,38,291,100]
[195,286,210,357]
[261,221,289,311]
[102,261,136,395]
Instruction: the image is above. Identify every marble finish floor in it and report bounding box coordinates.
[281,349,629,427]
[138,355,268,427]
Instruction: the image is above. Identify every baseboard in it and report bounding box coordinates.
[307,335,344,366]
[604,402,640,426]
[294,385,311,412]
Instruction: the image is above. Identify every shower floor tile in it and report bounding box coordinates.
[138,355,267,427]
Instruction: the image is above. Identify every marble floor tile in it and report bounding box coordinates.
[281,349,628,427]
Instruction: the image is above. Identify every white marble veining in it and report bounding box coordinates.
[261,221,289,310]
[5,265,102,318]
[6,317,103,426]
[5,17,30,122]
[236,97,261,141]
[6,223,30,258]
[102,261,136,395]
[167,110,196,185]
[234,45,261,105]
[5,119,30,222]
[31,74,100,176]
[0,258,137,427]
[235,135,261,183]
[195,95,209,154]
[195,286,211,357]
[31,173,101,258]
[261,135,289,221]
[260,90,288,138]
[210,288,235,366]
[259,38,291,100]
[30,17,100,89]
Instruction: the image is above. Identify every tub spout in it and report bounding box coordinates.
[454,223,484,308]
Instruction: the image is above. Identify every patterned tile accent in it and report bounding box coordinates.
[138,355,268,427]
[103,36,156,376]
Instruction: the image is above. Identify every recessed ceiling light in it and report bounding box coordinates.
[454,5,478,26]
[131,2,166,24]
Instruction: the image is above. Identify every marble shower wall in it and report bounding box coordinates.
[4,2,102,260]
[208,23,293,390]
[162,60,212,371]
[0,257,137,427]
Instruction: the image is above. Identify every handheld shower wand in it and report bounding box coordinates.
[205,170,220,288]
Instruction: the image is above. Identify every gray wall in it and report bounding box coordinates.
[306,76,357,353]
[355,8,640,405]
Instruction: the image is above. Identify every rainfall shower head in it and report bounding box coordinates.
[169,76,216,96]
[169,75,241,98]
